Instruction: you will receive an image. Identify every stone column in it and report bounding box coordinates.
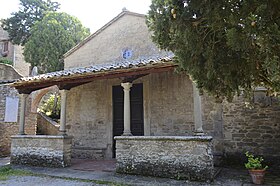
[59,89,68,136]
[192,82,204,135]
[121,82,132,136]
[19,94,28,135]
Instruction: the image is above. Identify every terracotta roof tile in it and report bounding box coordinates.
[15,55,175,84]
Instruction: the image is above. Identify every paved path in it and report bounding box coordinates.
[0,176,98,186]
[1,157,279,186]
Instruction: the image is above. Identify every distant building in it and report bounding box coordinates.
[0,27,30,76]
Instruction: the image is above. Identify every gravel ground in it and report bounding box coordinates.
[0,175,102,186]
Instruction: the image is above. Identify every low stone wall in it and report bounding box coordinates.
[115,136,214,181]
[37,113,59,135]
[11,135,73,167]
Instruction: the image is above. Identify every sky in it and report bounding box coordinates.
[0,0,152,33]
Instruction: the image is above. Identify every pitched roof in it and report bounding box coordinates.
[12,55,176,93]
[63,10,146,59]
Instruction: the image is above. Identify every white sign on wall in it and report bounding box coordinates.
[4,97,19,122]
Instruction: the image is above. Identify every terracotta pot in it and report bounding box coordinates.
[249,169,266,185]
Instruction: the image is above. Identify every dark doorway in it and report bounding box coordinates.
[112,83,144,158]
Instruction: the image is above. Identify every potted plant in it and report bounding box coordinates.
[245,151,268,185]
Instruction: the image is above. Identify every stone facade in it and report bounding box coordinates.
[61,10,280,169]
[0,64,22,81]
[64,11,170,69]
[222,95,280,164]
[0,85,37,156]
[10,135,72,167]
[0,64,36,157]
[115,136,214,181]
[66,71,194,159]
[0,27,30,76]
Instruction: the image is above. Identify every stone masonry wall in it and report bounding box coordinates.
[13,45,30,77]
[0,85,36,157]
[0,64,22,81]
[64,13,170,69]
[115,136,214,181]
[37,112,59,135]
[198,91,280,166]
[11,135,72,167]
[66,71,195,160]
[0,28,30,77]
[222,95,280,164]
[66,79,113,159]
[148,71,195,136]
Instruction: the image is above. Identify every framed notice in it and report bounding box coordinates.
[4,97,19,122]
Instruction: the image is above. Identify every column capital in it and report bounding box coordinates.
[59,89,69,94]
[19,93,29,98]
[121,82,132,91]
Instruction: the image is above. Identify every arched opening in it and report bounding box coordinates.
[31,85,60,135]
[31,86,59,113]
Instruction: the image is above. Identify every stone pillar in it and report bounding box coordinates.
[19,94,29,135]
[192,82,204,135]
[59,89,68,136]
[121,82,132,136]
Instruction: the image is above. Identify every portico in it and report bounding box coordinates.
[10,56,213,180]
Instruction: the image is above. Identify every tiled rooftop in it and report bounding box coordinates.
[16,55,175,84]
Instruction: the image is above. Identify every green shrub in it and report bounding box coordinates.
[39,93,61,119]
[245,151,268,170]
[0,58,13,65]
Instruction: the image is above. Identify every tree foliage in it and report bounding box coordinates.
[23,12,90,73]
[147,0,280,100]
[1,0,60,45]
[39,93,60,119]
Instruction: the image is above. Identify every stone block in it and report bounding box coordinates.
[115,136,214,181]
[10,135,73,167]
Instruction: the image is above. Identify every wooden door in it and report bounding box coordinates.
[112,83,144,157]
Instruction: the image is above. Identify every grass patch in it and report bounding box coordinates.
[0,166,128,185]
[0,165,34,181]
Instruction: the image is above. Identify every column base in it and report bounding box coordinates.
[194,132,205,136]
[59,130,67,136]
[122,132,132,136]
[18,133,26,135]
[194,127,204,136]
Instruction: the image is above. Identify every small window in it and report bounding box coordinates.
[3,41,8,52]
[122,49,133,59]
